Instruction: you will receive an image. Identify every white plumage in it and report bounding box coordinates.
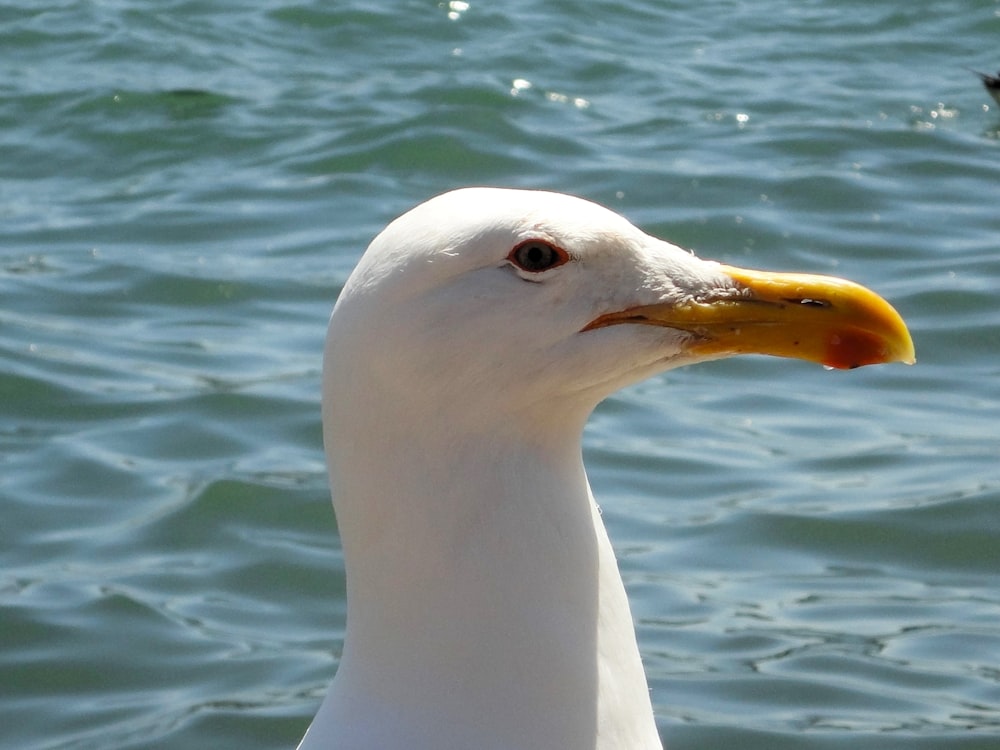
[297,188,913,750]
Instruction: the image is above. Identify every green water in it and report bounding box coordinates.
[2,1,999,748]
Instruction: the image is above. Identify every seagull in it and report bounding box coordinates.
[297,188,914,750]
[970,68,1000,105]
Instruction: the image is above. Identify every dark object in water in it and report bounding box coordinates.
[970,68,1000,106]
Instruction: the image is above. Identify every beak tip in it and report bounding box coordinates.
[894,331,917,367]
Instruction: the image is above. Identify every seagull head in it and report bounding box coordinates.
[324,187,913,432]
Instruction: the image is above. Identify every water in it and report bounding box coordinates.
[2,1,999,748]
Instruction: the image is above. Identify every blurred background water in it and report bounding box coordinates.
[2,1,999,748]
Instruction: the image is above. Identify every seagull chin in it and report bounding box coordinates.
[296,188,914,750]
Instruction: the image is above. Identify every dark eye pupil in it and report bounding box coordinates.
[516,243,558,272]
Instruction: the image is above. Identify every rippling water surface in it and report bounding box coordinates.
[2,1,999,748]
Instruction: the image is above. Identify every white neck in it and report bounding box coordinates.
[300,381,662,749]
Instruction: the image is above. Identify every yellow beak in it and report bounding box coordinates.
[583,265,915,370]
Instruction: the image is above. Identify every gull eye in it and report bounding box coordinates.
[508,241,568,273]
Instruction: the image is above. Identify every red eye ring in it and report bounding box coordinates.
[507,240,569,273]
